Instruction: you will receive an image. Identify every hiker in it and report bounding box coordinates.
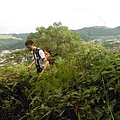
[25,40,49,74]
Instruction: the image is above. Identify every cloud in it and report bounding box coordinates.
[0,0,120,33]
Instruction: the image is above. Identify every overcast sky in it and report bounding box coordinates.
[0,0,120,33]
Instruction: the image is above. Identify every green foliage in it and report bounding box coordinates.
[0,23,120,119]
[12,33,29,40]
[26,22,80,58]
[76,26,120,51]
[1,43,119,119]
[77,26,120,38]
[0,33,28,52]
[0,64,33,119]
[0,49,32,67]
[0,39,25,52]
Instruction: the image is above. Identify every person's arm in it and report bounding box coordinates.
[40,58,49,74]
[28,60,36,70]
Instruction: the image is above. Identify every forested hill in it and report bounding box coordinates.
[0,33,29,52]
[76,26,120,41]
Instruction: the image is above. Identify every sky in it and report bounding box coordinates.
[0,0,120,34]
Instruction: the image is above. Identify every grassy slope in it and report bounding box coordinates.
[0,34,23,40]
[0,34,28,52]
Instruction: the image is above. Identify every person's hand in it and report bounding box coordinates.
[28,65,32,71]
[38,74,41,78]
[38,69,44,78]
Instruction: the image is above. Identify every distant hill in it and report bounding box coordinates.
[0,33,29,52]
[12,33,29,40]
[76,26,120,41]
[75,26,120,50]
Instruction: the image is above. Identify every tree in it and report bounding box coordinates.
[26,22,80,58]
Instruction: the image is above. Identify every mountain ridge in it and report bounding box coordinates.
[76,26,120,38]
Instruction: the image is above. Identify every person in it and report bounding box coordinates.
[25,40,49,74]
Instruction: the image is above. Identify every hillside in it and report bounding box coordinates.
[75,26,120,50]
[0,33,29,52]
[76,26,120,38]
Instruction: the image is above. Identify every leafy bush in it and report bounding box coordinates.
[26,22,80,58]
[0,24,120,119]
[26,43,120,120]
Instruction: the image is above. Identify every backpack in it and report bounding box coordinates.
[44,50,53,65]
[36,48,53,65]
[33,48,42,73]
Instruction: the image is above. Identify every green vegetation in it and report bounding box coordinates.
[12,33,29,40]
[1,26,120,52]
[0,39,24,51]
[0,22,120,120]
[77,26,120,39]
[0,33,29,52]
[76,26,120,50]
[0,34,22,40]
[27,22,80,57]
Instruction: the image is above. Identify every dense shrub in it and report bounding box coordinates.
[0,43,119,120]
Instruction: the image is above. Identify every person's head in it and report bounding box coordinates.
[25,40,35,51]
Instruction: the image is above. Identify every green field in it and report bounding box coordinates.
[0,34,23,40]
